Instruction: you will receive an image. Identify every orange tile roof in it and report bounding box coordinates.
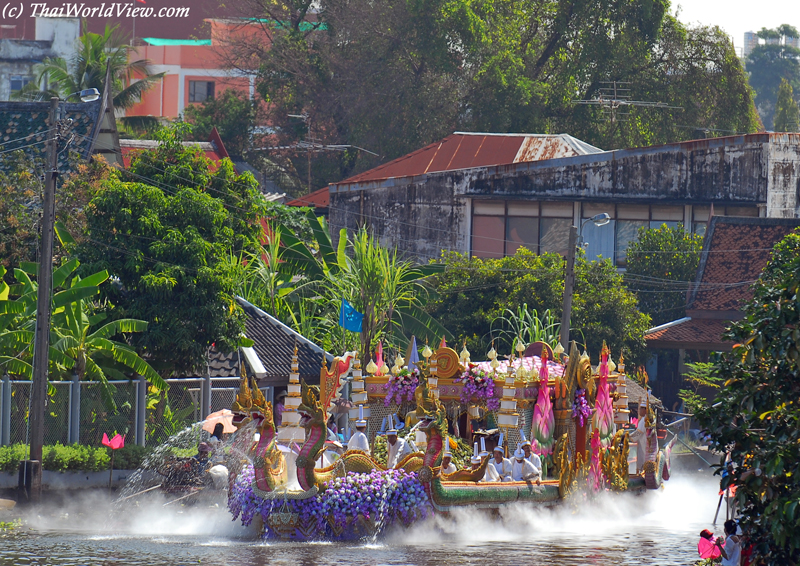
[287,186,329,208]
[689,218,800,312]
[646,318,733,349]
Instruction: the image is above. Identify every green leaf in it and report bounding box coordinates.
[71,270,109,289]
[88,319,148,340]
[0,356,32,378]
[52,259,80,289]
[52,286,99,309]
[110,347,167,390]
[54,220,77,249]
[19,262,39,276]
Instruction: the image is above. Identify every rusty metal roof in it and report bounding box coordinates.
[332,132,603,187]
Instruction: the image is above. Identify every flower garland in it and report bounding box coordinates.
[383,368,419,407]
[455,365,500,411]
[572,388,592,427]
[229,465,431,537]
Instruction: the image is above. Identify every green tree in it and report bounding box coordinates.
[184,89,260,156]
[746,25,800,130]
[694,228,800,563]
[0,152,105,279]
[624,224,703,326]
[223,1,759,189]
[0,261,166,405]
[426,248,650,363]
[13,24,163,111]
[271,211,451,357]
[75,123,264,374]
[774,78,800,132]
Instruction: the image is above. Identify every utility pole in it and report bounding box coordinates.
[28,97,59,502]
[559,225,578,350]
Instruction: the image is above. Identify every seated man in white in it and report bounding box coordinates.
[490,444,513,482]
[512,447,541,482]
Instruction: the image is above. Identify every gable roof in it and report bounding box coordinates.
[646,216,800,350]
[330,132,603,189]
[0,77,122,172]
[208,297,333,387]
[287,186,329,208]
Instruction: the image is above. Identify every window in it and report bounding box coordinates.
[505,216,539,255]
[471,215,504,258]
[189,81,215,103]
[615,220,647,266]
[539,218,572,256]
[9,75,31,92]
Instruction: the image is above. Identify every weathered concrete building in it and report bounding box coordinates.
[0,18,79,101]
[328,132,800,264]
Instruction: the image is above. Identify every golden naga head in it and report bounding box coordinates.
[232,373,253,428]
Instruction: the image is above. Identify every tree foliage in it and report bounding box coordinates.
[184,89,261,156]
[221,1,760,190]
[746,25,800,130]
[426,248,650,363]
[0,261,165,405]
[624,224,703,326]
[774,78,800,132]
[0,151,102,279]
[75,124,265,374]
[13,24,163,110]
[694,229,800,563]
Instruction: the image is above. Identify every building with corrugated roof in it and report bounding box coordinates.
[326,132,800,265]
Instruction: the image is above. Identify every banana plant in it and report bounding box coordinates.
[0,261,166,408]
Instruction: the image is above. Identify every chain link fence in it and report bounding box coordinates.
[0,376,250,448]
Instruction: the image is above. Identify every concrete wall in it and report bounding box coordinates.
[329,134,800,259]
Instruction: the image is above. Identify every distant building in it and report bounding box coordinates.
[787,36,800,49]
[743,31,758,58]
[126,19,261,120]
[0,17,79,101]
[645,216,800,405]
[326,132,800,264]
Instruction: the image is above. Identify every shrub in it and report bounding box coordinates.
[0,443,151,473]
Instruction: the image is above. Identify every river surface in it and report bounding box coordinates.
[1,474,721,565]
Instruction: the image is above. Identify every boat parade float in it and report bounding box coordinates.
[224,341,676,540]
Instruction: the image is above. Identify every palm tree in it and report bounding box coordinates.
[12,24,164,110]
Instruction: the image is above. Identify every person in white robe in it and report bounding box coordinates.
[347,420,370,454]
[520,438,543,477]
[512,447,540,482]
[629,401,648,473]
[386,428,413,468]
[491,445,513,482]
[441,438,457,475]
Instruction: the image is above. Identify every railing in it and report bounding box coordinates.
[0,375,252,447]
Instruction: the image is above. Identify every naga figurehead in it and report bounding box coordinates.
[231,373,253,429]
[296,380,328,491]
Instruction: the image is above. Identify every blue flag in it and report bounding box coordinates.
[408,336,420,372]
[338,299,363,333]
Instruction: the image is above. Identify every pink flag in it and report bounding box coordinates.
[375,341,384,376]
[102,433,125,450]
[698,537,721,559]
[439,336,447,348]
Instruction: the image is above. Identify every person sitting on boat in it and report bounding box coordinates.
[441,441,457,475]
[512,447,540,482]
[469,442,500,482]
[386,428,413,468]
[519,430,543,476]
[347,417,370,454]
[191,442,212,475]
[490,436,513,482]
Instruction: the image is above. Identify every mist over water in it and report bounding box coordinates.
[0,472,719,565]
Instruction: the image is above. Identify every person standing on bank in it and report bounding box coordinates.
[716,519,741,566]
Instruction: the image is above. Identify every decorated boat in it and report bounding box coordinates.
[226,341,676,540]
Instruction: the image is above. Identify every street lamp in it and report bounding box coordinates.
[28,90,98,502]
[559,213,612,349]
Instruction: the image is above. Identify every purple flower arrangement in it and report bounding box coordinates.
[229,465,431,538]
[456,365,500,411]
[383,368,420,407]
[572,388,593,427]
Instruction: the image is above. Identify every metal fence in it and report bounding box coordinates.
[0,375,250,447]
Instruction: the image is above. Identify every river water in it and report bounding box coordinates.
[1,474,720,565]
